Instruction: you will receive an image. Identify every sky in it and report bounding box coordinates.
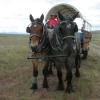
[0,0,100,33]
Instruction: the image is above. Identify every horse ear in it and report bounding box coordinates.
[29,14,34,22]
[58,11,65,21]
[26,27,31,33]
[40,14,44,22]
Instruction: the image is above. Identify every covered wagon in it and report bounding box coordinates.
[45,3,92,59]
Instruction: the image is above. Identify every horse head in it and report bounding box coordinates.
[26,14,45,52]
[58,11,78,38]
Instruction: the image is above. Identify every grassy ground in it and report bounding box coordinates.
[91,33,100,45]
[0,34,100,100]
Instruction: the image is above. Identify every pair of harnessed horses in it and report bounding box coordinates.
[26,12,81,93]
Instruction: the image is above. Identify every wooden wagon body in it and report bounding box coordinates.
[81,30,92,58]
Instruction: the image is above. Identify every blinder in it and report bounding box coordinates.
[26,27,31,33]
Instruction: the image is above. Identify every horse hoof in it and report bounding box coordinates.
[47,72,53,77]
[65,86,73,94]
[66,89,73,94]
[48,72,53,76]
[57,87,64,91]
[30,83,38,90]
[43,83,49,88]
[75,72,80,78]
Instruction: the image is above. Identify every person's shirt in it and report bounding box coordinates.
[47,17,57,28]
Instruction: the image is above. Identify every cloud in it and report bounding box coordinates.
[0,0,100,32]
[69,0,100,29]
[0,0,52,32]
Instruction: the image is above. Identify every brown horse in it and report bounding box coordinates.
[26,14,50,91]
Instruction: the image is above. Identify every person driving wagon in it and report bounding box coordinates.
[47,13,58,28]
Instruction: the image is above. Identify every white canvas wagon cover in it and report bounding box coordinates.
[45,3,84,21]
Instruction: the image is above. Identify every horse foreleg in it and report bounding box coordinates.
[56,63,64,90]
[43,62,49,88]
[65,59,73,93]
[48,60,54,76]
[31,61,38,90]
[75,54,80,77]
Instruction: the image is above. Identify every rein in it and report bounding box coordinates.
[63,36,75,40]
[30,34,41,39]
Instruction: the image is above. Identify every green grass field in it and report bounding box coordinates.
[0,34,100,100]
[91,33,100,45]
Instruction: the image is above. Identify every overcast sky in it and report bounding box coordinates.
[0,0,100,33]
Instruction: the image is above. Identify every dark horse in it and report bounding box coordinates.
[26,14,51,90]
[46,12,81,93]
